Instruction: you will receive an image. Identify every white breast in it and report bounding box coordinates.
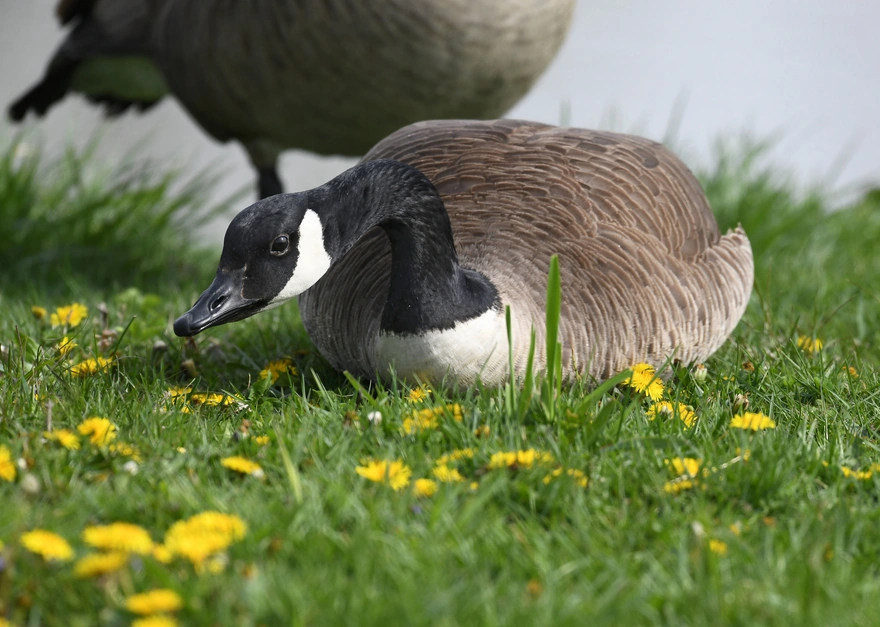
[374,308,510,386]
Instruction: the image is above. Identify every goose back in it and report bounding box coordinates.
[298,119,754,383]
[151,0,575,158]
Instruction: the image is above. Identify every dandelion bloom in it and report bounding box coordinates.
[432,464,465,483]
[43,429,81,450]
[488,449,554,470]
[355,459,412,490]
[221,456,265,478]
[730,412,776,431]
[69,357,114,377]
[108,442,141,460]
[74,552,129,578]
[50,303,88,328]
[31,305,47,320]
[665,457,702,477]
[543,467,589,488]
[436,448,474,466]
[254,435,270,446]
[125,589,183,614]
[163,512,246,566]
[56,336,77,356]
[840,466,874,480]
[78,417,117,445]
[0,445,16,482]
[152,545,173,563]
[259,358,298,383]
[407,385,431,403]
[663,478,696,494]
[709,539,728,555]
[647,401,697,428]
[797,336,823,354]
[624,363,664,401]
[83,522,154,554]
[132,617,178,627]
[20,529,73,561]
[413,478,438,497]
[402,404,463,435]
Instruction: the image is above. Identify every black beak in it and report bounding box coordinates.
[173,268,261,337]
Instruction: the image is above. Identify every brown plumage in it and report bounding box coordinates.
[299,119,754,383]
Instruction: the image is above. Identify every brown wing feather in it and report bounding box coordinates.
[298,119,754,381]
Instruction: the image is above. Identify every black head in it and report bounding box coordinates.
[173,193,332,336]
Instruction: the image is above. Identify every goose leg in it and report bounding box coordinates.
[257,166,284,199]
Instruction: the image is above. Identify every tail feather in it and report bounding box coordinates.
[8,66,75,121]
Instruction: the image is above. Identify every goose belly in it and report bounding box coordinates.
[374,309,510,386]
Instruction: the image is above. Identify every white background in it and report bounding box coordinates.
[1,1,878,235]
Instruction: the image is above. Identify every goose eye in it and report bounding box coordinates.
[271,235,290,256]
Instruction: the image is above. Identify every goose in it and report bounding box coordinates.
[8,0,576,199]
[173,119,754,386]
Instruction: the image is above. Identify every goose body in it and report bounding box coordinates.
[174,120,754,387]
[9,0,575,198]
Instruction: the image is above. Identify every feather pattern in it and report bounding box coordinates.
[298,120,754,383]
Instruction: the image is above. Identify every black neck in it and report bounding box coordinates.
[307,160,499,335]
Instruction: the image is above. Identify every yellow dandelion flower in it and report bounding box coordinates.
[125,589,183,615]
[254,435,270,446]
[843,366,858,378]
[74,551,129,578]
[474,425,491,437]
[488,449,555,470]
[83,522,154,554]
[623,363,664,401]
[20,529,73,562]
[31,305,47,320]
[469,481,479,491]
[401,404,463,434]
[259,358,298,383]
[221,456,264,478]
[0,445,16,482]
[163,512,246,566]
[56,336,77,356]
[190,392,236,407]
[432,464,464,483]
[77,417,117,445]
[355,459,412,491]
[43,429,81,450]
[709,539,728,555]
[50,303,88,328]
[841,466,873,480]
[133,617,178,627]
[413,478,438,497]
[69,356,114,377]
[730,412,776,431]
[663,479,695,494]
[797,336,823,354]
[152,544,173,563]
[665,457,702,477]
[166,386,192,400]
[729,522,742,536]
[436,448,474,466]
[407,385,432,403]
[108,442,141,461]
[543,467,589,488]
[647,401,697,428]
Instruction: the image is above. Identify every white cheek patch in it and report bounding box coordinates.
[270,209,332,305]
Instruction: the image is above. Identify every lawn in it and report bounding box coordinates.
[1,137,879,626]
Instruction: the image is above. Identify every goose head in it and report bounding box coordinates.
[173,193,331,337]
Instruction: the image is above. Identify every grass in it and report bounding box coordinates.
[1,137,879,626]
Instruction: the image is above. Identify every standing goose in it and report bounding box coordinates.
[8,0,576,198]
[173,120,754,386]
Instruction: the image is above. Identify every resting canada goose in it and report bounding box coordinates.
[173,120,754,386]
[9,0,576,198]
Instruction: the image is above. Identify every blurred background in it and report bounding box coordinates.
[1,0,878,237]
